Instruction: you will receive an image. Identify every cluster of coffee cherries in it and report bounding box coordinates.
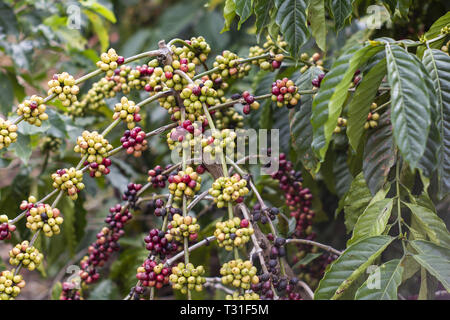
[271,78,301,108]
[47,72,79,107]
[214,218,253,251]
[151,198,167,217]
[144,228,178,259]
[16,95,48,126]
[169,262,206,294]
[333,117,347,133]
[267,236,287,272]
[74,131,113,164]
[96,48,124,76]
[225,291,260,300]
[0,117,18,150]
[122,183,143,208]
[251,274,301,300]
[0,270,25,300]
[20,196,64,237]
[59,281,82,300]
[136,259,172,289]
[299,52,324,73]
[113,97,142,129]
[209,173,249,208]
[166,121,205,157]
[213,107,244,130]
[51,168,85,200]
[41,135,62,153]
[180,81,218,116]
[312,73,325,88]
[248,35,285,70]
[183,36,211,65]
[79,204,132,284]
[220,259,259,290]
[212,50,250,80]
[167,166,202,202]
[121,127,148,157]
[251,205,279,225]
[231,92,260,115]
[364,102,380,130]
[0,215,15,240]
[167,214,200,242]
[203,129,237,161]
[69,77,115,116]
[147,165,169,189]
[9,240,44,271]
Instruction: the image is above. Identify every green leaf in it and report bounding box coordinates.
[294,253,323,268]
[315,235,394,300]
[311,45,361,162]
[254,0,273,38]
[355,259,403,300]
[347,58,387,151]
[84,9,109,52]
[381,0,398,14]
[59,196,77,256]
[221,0,236,33]
[10,133,32,165]
[290,67,322,171]
[348,198,393,245]
[422,49,450,197]
[343,172,372,233]
[81,0,117,23]
[308,0,326,51]
[410,240,450,291]
[405,203,450,248]
[385,44,431,169]
[89,279,119,300]
[235,0,253,29]
[424,12,450,42]
[275,0,310,58]
[397,0,411,18]
[51,282,62,300]
[0,71,13,115]
[330,0,353,31]
[363,110,396,195]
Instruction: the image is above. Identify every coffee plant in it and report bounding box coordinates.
[0,0,449,301]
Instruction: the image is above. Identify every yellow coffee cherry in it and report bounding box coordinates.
[169,262,206,294]
[16,95,48,126]
[9,241,44,271]
[209,174,249,208]
[220,259,259,290]
[214,217,253,251]
[113,97,141,129]
[0,269,25,300]
[0,117,18,150]
[167,214,200,242]
[74,131,113,164]
[48,72,79,107]
[51,168,84,200]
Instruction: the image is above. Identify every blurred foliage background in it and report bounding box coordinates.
[0,0,449,299]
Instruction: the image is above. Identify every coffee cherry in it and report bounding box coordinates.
[214,107,244,129]
[75,131,113,177]
[167,213,200,242]
[168,166,202,202]
[249,36,286,70]
[226,291,260,300]
[271,78,301,108]
[203,129,237,161]
[122,183,142,208]
[169,262,206,294]
[113,97,142,129]
[0,117,18,150]
[96,48,122,76]
[51,167,85,200]
[121,127,148,157]
[9,240,44,271]
[47,72,79,107]
[209,173,249,208]
[364,103,380,130]
[21,197,64,237]
[186,36,211,64]
[312,73,325,88]
[147,165,169,189]
[144,229,178,259]
[214,217,253,251]
[220,259,259,290]
[0,215,15,241]
[211,50,250,81]
[136,259,172,289]
[16,95,48,126]
[41,135,62,153]
[60,281,82,300]
[0,269,25,300]
[334,117,347,133]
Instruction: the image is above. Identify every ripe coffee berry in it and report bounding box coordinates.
[312,73,325,88]
[209,173,249,208]
[47,72,79,108]
[0,215,15,241]
[0,117,18,150]
[147,165,169,189]
[220,259,259,290]
[271,78,301,108]
[60,281,82,300]
[0,269,25,300]
[113,97,142,129]
[136,259,171,289]
[169,262,206,294]
[16,95,48,126]
[214,217,253,251]
[241,91,260,114]
[121,127,148,157]
[168,166,202,202]
[51,168,85,200]
[20,196,63,237]
[122,183,142,208]
[9,240,44,271]
[152,198,167,217]
[167,214,200,242]
[144,228,178,258]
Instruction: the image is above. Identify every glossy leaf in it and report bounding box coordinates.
[385,44,431,169]
[235,0,253,29]
[221,0,236,32]
[315,235,394,300]
[330,0,352,31]
[275,0,310,58]
[343,172,372,233]
[308,0,326,51]
[254,0,273,37]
